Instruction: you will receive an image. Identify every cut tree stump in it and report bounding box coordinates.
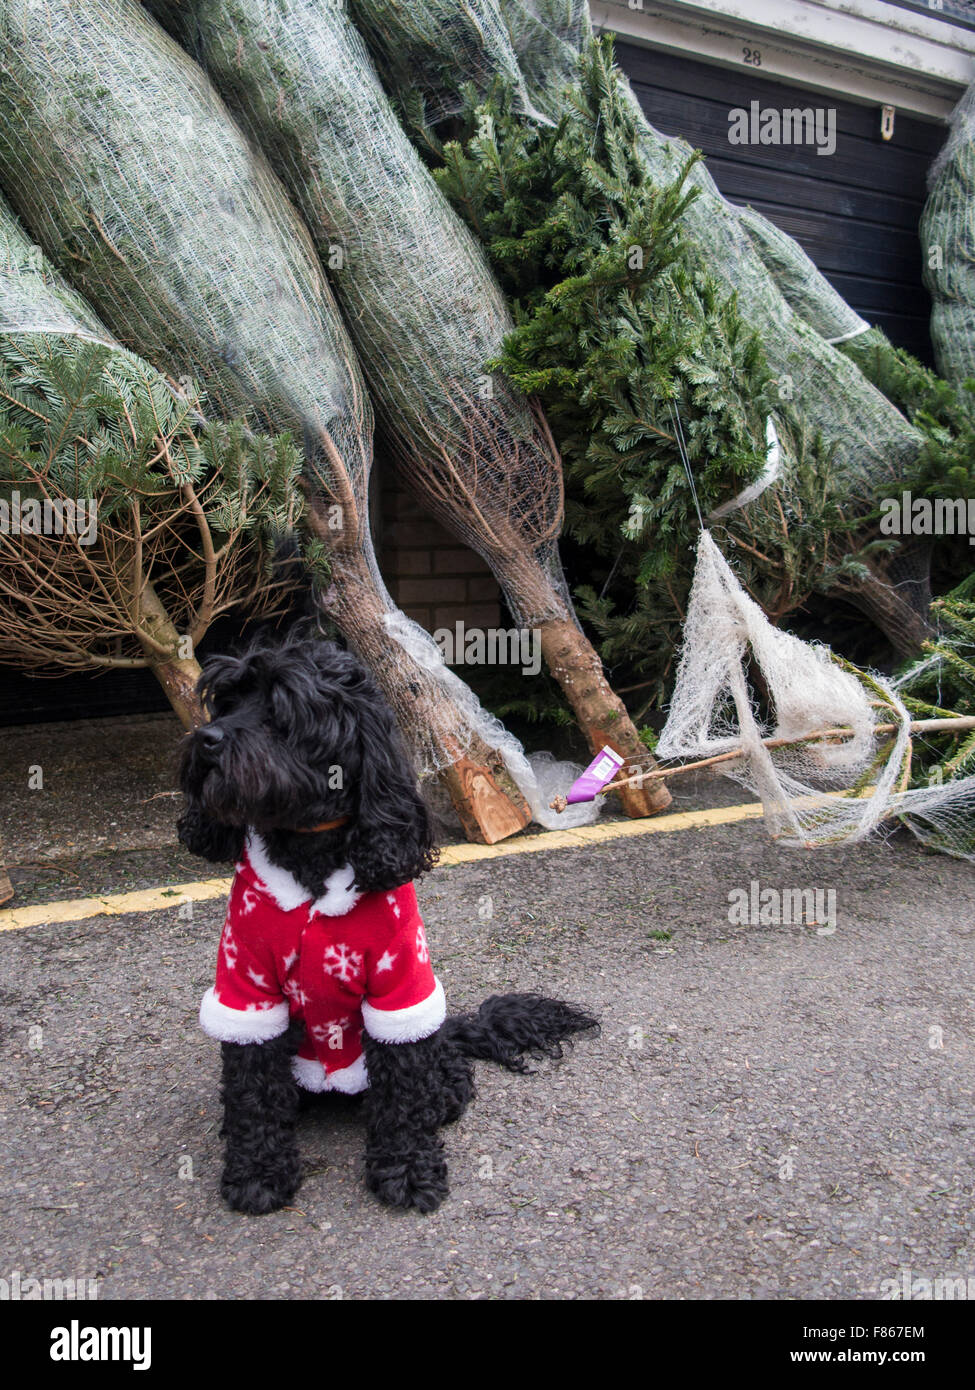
[439,746,532,844]
[539,617,672,818]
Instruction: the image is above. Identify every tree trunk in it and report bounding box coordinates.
[303,523,531,843]
[137,580,205,729]
[834,566,934,664]
[538,617,672,817]
[437,739,533,844]
[443,535,673,819]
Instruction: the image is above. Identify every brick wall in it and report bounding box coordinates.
[378,473,502,635]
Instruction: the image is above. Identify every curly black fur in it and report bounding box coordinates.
[443,994,600,1074]
[219,1020,303,1215]
[179,636,598,1215]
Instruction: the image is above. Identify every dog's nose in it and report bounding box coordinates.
[198,725,225,749]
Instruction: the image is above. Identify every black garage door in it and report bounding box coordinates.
[615,40,947,363]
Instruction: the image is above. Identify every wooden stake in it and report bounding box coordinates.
[549,716,975,812]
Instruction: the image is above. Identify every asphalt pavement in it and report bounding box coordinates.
[0,713,973,1299]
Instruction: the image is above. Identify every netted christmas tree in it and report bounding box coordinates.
[921,78,975,385]
[0,190,303,727]
[426,41,885,703]
[893,573,975,858]
[351,0,934,660]
[144,0,671,817]
[0,0,538,841]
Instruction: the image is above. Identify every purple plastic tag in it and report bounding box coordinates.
[566,745,626,804]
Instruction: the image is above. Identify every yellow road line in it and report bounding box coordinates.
[0,799,765,934]
[0,879,231,933]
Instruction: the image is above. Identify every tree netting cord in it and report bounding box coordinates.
[921,77,975,384]
[657,531,975,860]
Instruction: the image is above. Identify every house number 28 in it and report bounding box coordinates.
[743,46,762,66]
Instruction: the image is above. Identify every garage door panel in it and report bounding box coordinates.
[615,39,941,362]
[630,84,935,197]
[617,41,945,157]
[711,158,924,228]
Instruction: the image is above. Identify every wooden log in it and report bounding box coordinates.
[538,616,672,818]
[439,747,532,844]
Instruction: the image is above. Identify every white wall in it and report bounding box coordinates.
[593,0,975,118]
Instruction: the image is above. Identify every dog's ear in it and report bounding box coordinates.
[344,683,437,892]
[177,797,246,865]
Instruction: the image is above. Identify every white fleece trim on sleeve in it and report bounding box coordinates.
[199,988,290,1044]
[361,977,446,1044]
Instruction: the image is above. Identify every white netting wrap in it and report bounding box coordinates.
[384,612,599,828]
[657,532,975,857]
[921,78,975,383]
[0,0,531,785]
[147,0,574,630]
[345,0,541,126]
[736,205,870,346]
[0,197,114,348]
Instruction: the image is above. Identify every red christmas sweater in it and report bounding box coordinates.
[199,832,445,1094]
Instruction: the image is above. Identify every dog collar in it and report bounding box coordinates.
[295,815,350,834]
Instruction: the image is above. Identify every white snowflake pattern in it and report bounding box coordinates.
[240,887,260,916]
[322,943,363,984]
[386,892,402,920]
[311,1019,354,1051]
[246,966,269,990]
[281,949,298,973]
[415,925,429,964]
[375,949,397,974]
[283,977,309,1008]
[222,925,238,972]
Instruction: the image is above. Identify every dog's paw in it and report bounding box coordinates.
[365,1147,448,1213]
[221,1163,301,1216]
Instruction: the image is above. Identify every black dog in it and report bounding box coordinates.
[178,635,597,1215]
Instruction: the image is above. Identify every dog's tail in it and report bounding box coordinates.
[441,994,599,1074]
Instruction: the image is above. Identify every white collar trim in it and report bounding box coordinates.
[312,864,363,917]
[245,832,362,917]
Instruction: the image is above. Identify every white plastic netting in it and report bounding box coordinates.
[0,0,536,793]
[0,194,113,349]
[921,78,975,383]
[384,611,598,829]
[657,531,975,858]
[736,205,870,346]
